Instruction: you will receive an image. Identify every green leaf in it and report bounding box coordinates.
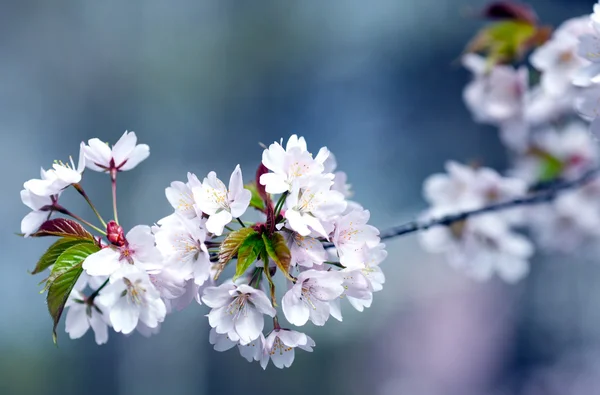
[262,233,293,281]
[246,182,266,211]
[43,243,101,291]
[234,233,265,280]
[31,238,94,275]
[466,20,540,65]
[46,242,100,343]
[31,218,94,240]
[216,227,258,280]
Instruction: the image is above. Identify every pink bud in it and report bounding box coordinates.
[106,221,126,247]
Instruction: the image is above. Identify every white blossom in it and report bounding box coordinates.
[260,134,330,194]
[96,265,167,334]
[83,131,149,173]
[462,54,530,150]
[511,122,598,183]
[20,188,52,237]
[202,283,276,345]
[285,231,327,268]
[284,176,347,237]
[531,16,592,95]
[209,328,265,363]
[83,225,162,277]
[282,269,344,326]
[193,165,251,236]
[420,213,534,283]
[24,145,86,197]
[261,329,315,369]
[165,172,202,219]
[64,289,110,345]
[154,214,211,286]
[331,208,380,267]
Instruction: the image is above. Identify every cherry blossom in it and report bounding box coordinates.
[83,131,149,173]
[261,328,315,369]
[24,145,86,197]
[193,165,251,236]
[165,172,202,219]
[96,265,167,334]
[259,134,330,194]
[285,231,327,268]
[64,289,110,345]
[202,283,276,345]
[284,176,347,237]
[154,214,211,286]
[331,208,380,267]
[83,225,162,277]
[462,54,530,150]
[531,16,592,95]
[420,213,533,283]
[282,269,344,326]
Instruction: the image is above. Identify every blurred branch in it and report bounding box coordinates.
[377,167,600,241]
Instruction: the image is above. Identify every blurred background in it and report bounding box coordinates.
[1,1,598,394]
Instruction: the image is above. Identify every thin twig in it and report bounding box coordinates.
[321,167,600,249]
[379,167,600,241]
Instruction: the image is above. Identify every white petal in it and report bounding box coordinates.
[205,210,232,236]
[89,310,109,345]
[119,144,150,171]
[110,296,140,334]
[235,309,264,345]
[84,138,112,169]
[260,173,289,194]
[21,210,48,236]
[282,289,309,326]
[83,248,122,276]
[65,305,89,339]
[111,131,137,166]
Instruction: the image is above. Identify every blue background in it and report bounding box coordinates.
[1,1,597,394]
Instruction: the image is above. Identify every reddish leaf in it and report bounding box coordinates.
[31,218,93,240]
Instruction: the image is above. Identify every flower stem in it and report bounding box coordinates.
[72,183,107,227]
[54,205,107,235]
[111,170,119,225]
[274,191,288,218]
[88,278,109,302]
[236,218,246,228]
[263,260,277,307]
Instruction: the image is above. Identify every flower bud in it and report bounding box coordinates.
[106,220,126,247]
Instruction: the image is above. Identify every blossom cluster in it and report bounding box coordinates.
[419,2,600,281]
[20,132,385,369]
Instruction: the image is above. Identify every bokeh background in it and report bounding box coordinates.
[1,1,598,394]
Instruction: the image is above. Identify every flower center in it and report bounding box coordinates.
[124,277,146,306]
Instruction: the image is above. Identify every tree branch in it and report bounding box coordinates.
[378,167,600,241]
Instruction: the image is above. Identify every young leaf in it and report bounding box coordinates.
[262,233,293,281]
[44,243,101,290]
[234,233,265,280]
[45,242,100,343]
[31,218,94,240]
[31,238,94,274]
[216,227,258,279]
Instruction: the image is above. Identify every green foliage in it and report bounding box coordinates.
[466,20,550,66]
[45,242,101,343]
[31,238,94,274]
[216,227,258,279]
[234,233,264,280]
[262,232,293,281]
